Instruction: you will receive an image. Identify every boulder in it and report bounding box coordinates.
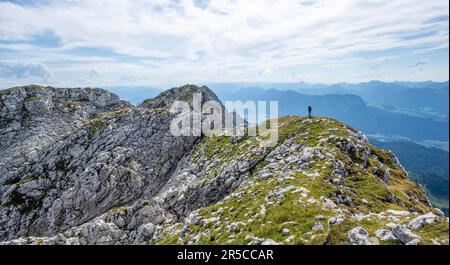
[281,228,290,236]
[329,215,345,225]
[312,221,324,232]
[321,197,337,208]
[392,225,420,244]
[385,209,410,216]
[374,229,399,242]
[348,227,369,245]
[260,173,272,180]
[408,212,439,229]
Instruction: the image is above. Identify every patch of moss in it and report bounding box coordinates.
[15,177,36,185]
[4,176,21,185]
[84,116,109,136]
[109,206,128,216]
[156,232,181,245]
[83,108,130,136]
[326,220,354,245]
[416,220,449,244]
[61,100,86,112]
[25,95,42,101]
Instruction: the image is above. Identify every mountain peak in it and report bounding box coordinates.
[139,84,220,109]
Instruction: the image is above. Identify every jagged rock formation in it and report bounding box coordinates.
[0,85,448,245]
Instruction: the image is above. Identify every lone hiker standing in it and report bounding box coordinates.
[308,106,312,118]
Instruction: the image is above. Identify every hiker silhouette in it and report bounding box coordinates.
[308,106,312,118]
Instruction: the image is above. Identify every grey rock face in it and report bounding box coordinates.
[0,85,129,160]
[0,85,199,241]
[348,227,369,245]
[392,225,420,244]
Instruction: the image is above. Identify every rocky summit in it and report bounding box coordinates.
[0,84,448,245]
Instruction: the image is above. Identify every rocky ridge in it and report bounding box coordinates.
[0,85,448,245]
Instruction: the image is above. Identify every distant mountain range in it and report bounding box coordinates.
[215,87,449,143]
[208,81,449,121]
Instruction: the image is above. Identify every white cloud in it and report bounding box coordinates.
[0,61,52,79]
[0,0,448,86]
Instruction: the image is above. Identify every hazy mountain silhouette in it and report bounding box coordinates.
[215,88,449,142]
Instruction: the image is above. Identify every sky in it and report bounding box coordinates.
[0,0,449,89]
